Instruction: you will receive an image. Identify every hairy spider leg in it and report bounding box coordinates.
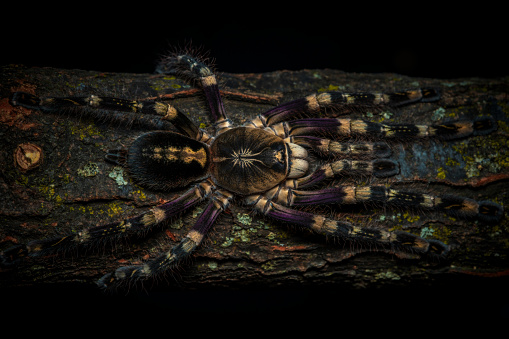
[266,185,504,223]
[297,158,400,187]
[0,182,214,268]
[245,195,449,258]
[97,189,233,290]
[248,88,440,128]
[287,135,392,158]
[157,54,231,133]
[264,118,401,180]
[9,92,209,141]
[266,116,497,141]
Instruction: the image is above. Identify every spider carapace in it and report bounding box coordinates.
[1,52,504,290]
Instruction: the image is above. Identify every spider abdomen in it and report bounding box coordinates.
[127,131,210,191]
[210,127,306,195]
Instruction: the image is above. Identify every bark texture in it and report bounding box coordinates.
[0,64,508,293]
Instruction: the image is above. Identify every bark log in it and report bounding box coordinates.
[1,64,508,297]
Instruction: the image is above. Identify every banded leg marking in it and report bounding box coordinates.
[266,117,497,140]
[246,197,449,257]
[97,189,233,289]
[157,54,230,127]
[266,185,504,222]
[287,135,392,158]
[294,158,400,188]
[9,92,208,140]
[0,182,214,267]
[248,88,440,128]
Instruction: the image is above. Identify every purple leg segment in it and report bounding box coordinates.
[201,80,228,123]
[97,190,233,289]
[290,187,347,206]
[0,183,213,267]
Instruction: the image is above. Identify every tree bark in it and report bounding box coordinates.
[1,64,508,294]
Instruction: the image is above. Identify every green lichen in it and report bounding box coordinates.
[375,270,401,281]
[108,166,128,186]
[220,214,260,247]
[77,162,100,177]
[220,237,234,248]
[221,225,258,247]
[420,227,435,239]
[261,261,275,271]
[169,217,184,230]
[192,207,204,218]
[452,130,509,179]
[431,107,447,121]
[237,213,252,226]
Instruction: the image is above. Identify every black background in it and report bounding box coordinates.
[1,7,508,325]
[1,10,507,79]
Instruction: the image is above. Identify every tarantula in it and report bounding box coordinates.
[1,52,503,290]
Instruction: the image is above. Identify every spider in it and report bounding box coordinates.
[1,52,504,290]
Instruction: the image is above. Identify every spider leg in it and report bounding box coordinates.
[265,116,497,140]
[156,54,232,134]
[9,92,210,141]
[291,158,400,189]
[266,185,504,223]
[245,195,449,258]
[287,135,392,158]
[97,189,233,290]
[0,182,214,268]
[248,88,440,128]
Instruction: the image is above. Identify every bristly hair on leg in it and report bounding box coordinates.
[155,44,216,82]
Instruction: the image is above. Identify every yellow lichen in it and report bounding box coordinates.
[436,167,447,180]
[68,121,102,141]
[318,84,342,92]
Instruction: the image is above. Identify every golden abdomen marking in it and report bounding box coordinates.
[146,146,208,168]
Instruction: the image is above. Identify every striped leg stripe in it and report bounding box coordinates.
[288,135,391,158]
[248,199,449,257]
[269,185,504,223]
[266,116,496,141]
[1,182,213,267]
[248,88,440,128]
[97,189,232,290]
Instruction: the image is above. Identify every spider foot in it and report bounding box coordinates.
[97,264,151,290]
[97,235,198,290]
[0,244,27,268]
[477,200,504,223]
[393,231,450,258]
[372,159,400,178]
[427,239,450,258]
[472,117,497,136]
[9,92,41,109]
[432,117,497,140]
[439,195,504,223]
